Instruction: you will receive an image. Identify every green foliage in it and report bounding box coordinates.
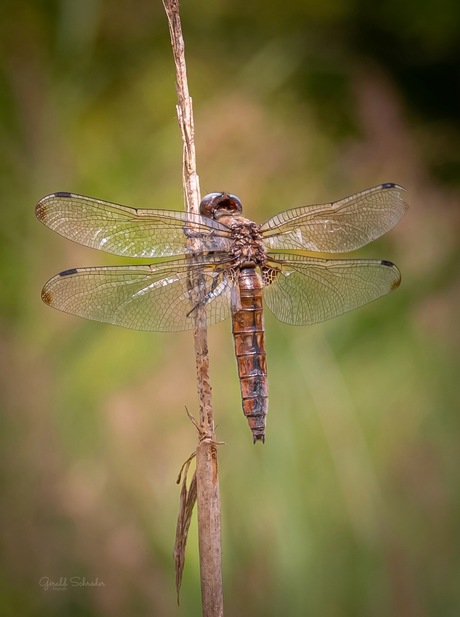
[1,1,459,616]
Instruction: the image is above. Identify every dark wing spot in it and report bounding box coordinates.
[380,260,402,290]
[41,289,52,305]
[53,191,72,197]
[35,202,47,220]
[59,268,78,277]
[381,183,396,189]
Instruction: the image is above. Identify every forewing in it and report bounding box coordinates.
[260,183,407,253]
[263,253,401,325]
[36,192,233,258]
[41,259,233,331]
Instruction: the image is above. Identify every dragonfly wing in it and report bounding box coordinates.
[36,192,233,258]
[263,253,401,325]
[41,258,233,331]
[260,183,407,253]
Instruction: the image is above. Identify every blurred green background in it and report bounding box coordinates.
[1,1,459,615]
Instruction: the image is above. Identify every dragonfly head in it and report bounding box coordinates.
[199,192,243,220]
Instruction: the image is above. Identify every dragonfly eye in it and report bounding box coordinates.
[200,192,243,219]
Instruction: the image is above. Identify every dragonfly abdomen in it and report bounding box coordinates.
[232,267,268,443]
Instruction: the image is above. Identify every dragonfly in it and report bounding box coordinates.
[36,183,407,442]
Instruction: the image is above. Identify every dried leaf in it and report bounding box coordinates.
[174,457,197,604]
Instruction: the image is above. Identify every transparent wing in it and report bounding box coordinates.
[41,258,233,331]
[36,192,233,258]
[263,253,401,325]
[260,183,407,253]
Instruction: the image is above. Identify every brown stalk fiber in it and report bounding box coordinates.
[162,1,224,615]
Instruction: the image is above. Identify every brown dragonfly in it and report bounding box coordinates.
[36,183,407,442]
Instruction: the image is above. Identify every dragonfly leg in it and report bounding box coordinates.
[186,275,228,317]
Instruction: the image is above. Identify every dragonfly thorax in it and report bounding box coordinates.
[227,218,267,267]
[199,192,266,267]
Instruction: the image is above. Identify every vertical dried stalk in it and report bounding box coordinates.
[162,1,224,615]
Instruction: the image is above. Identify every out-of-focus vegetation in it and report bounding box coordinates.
[1,1,459,616]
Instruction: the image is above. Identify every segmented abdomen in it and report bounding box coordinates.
[232,267,268,443]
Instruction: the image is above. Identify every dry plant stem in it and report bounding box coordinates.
[162,1,224,615]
